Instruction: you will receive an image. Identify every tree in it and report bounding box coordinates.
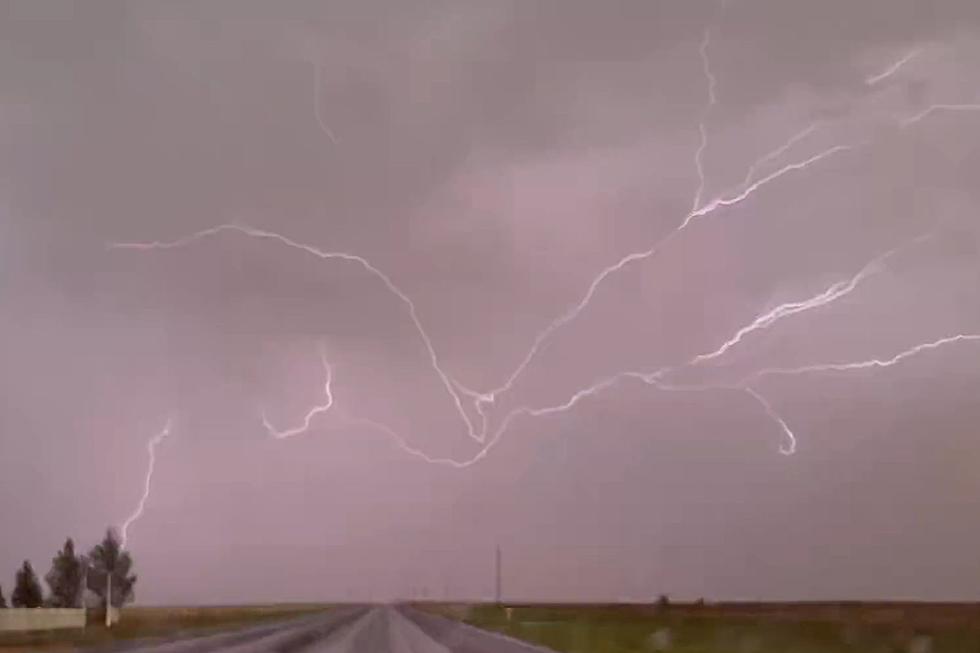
[11,561,43,608]
[45,538,85,608]
[0,584,7,608]
[86,529,136,608]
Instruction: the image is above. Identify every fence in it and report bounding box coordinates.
[0,608,87,632]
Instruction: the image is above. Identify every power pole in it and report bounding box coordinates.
[494,545,502,605]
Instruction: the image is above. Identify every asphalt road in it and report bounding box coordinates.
[104,606,550,653]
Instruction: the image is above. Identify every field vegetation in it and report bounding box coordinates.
[421,601,980,652]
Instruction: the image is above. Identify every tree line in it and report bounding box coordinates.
[0,528,136,610]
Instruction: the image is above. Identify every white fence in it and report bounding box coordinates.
[0,608,87,632]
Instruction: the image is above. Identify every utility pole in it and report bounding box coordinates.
[494,544,502,605]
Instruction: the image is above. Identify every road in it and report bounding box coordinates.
[103,606,552,653]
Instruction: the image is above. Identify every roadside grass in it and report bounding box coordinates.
[0,603,331,651]
[428,603,980,653]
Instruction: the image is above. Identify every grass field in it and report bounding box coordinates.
[0,603,330,651]
[423,602,980,652]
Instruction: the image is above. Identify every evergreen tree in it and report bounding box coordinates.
[0,584,7,608]
[45,538,85,608]
[11,561,44,608]
[86,529,137,608]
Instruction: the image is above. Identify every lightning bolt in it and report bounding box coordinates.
[745,333,980,380]
[865,48,921,86]
[642,380,798,456]
[688,232,933,366]
[742,386,796,455]
[312,60,339,144]
[691,23,719,213]
[262,344,335,439]
[120,418,173,549]
[732,122,821,195]
[900,103,980,127]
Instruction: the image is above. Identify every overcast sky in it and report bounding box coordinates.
[2,0,980,605]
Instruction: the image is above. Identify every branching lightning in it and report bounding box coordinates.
[688,232,933,366]
[732,122,821,195]
[120,418,173,549]
[107,20,980,472]
[479,141,855,409]
[262,344,335,439]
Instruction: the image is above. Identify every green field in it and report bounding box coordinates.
[0,604,330,651]
[425,602,980,652]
